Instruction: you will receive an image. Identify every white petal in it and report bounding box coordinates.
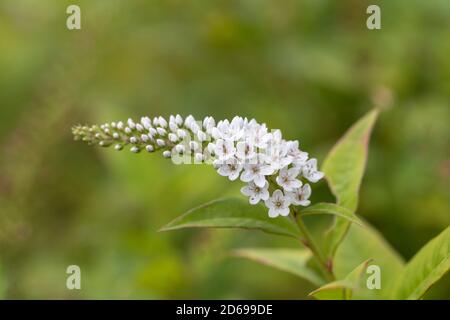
[241,186,253,196]
[268,208,279,218]
[249,196,260,205]
[240,170,254,182]
[229,171,240,181]
[254,175,266,188]
[260,189,270,201]
[279,207,290,216]
[217,166,229,177]
[298,200,311,207]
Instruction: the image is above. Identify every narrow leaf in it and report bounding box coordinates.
[300,203,363,226]
[309,259,371,300]
[232,248,325,286]
[333,220,405,299]
[393,227,450,300]
[159,197,301,239]
[322,109,379,259]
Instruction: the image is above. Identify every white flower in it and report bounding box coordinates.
[247,123,271,149]
[265,190,291,218]
[203,116,216,134]
[158,116,168,128]
[214,139,235,161]
[265,142,293,170]
[240,162,274,187]
[235,141,256,162]
[302,159,324,183]
[287,141,308,167]
[287,184,311,206]
[241,181,269,205]
[276,167,302,191]
[168,133,178,142]
[216,158,243,181]
[197,130,207,142]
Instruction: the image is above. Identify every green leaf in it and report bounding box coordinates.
[392,227,450,300]
[322,109,379,259]
[309,259,371,300]
[300,203,363,226]
[333,221,405,299]
[232,248,325,286]
[159,197,301,239]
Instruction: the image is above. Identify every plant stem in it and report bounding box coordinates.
[266,176,335,281]
[292,207,335,282]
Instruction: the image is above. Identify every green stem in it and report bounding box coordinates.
[292,207,335,282]
[267,176,335,282]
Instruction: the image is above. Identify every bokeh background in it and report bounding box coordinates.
[0,0,449,299]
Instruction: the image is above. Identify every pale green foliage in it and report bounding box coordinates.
[300,203,363,226]
[309,260,371,300]
[160,197,302,239]
[392,227,450,300]
[160,109,449,299]
[74,108,449,299]
[232,248,324,286]
[322,109,379,260]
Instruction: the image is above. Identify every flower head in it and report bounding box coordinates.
[72,114,324,219]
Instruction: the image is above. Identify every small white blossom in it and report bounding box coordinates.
[214,139,235,161]
[235,141,256,161]
[158,116,167,128]
[129,136,138,144]
[265,190,291,218]
[127,118,136,129]
[241,181,270,205]
[175,114,183,126]
[175,144,185,154]
[140,134,149,142]
[157,127,167,136]
[216,158,243,181]
[287,184,311,207]
[136,124,144,132]
[149,128,157,137]
[302,159,324,183]
[168,133,178,142]
[240,162,274,188]
[276,167,302,191]
[195,153,204,162]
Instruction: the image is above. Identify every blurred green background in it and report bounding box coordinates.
[0,0,449,299]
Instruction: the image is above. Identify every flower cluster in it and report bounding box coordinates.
[72,115,324,218]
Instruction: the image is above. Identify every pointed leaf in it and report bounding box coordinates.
[232,248,325,286]
[322,109,379,259]
[300,203,363,226]
[160,197,301,239]
[309,259,371,300]
[393,227,450,300]
[333,221,405,299]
